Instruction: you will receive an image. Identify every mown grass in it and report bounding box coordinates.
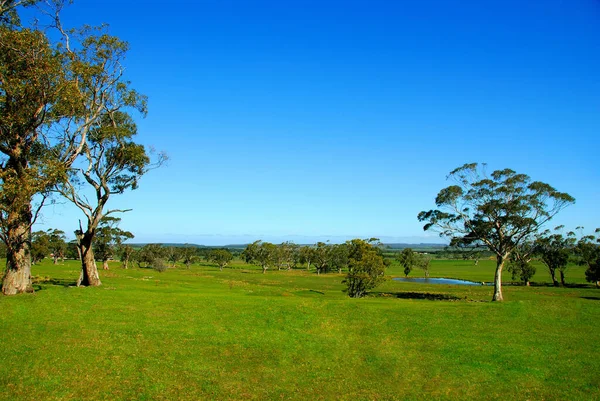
[0,258,598,400]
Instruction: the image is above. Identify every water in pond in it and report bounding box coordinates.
[393,277,492,286]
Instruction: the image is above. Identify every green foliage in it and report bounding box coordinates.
[134,244,166,269]
[575,229,600,285]
[119,244,135,269]
[418,163,574,301]
[31,230,50,264]
[535,227,575,286]
[312,242,330,274]
[207,248,233,271]
[298,245,314,270]
[329,243,349,273]
[241,240,278,273]
[93,217,134,263]
[397,248,417,277]
[179,246,198,269]
[343,239,386,298]
[507,260,536,285]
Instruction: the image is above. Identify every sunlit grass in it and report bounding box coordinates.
[0,258,598,400]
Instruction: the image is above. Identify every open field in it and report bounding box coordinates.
[0,258,599,400]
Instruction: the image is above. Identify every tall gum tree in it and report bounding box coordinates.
[0,23,76,294]
[418,163,574,301]
[0,1,136,294]
[57,110,165,286]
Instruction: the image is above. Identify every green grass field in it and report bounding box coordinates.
[0,258,598,400]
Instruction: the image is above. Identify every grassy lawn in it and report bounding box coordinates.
[0,258,598,400]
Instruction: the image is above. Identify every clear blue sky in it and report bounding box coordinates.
[35,0,600,245]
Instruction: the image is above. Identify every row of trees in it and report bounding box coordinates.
[510,227,600,287]
[240,239,390,275]
[0,1,164,294]
[241,239,388,297]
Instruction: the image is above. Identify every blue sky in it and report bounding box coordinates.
[34,0,600,245]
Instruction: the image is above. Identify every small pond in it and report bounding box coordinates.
[393,277,493,286]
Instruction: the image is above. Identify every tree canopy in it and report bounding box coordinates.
[418,163,574,301]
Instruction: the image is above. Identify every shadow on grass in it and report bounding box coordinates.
[32,277,77,288]
[369,291,463,301]
[581,296,600,301]
[529,282,593,289]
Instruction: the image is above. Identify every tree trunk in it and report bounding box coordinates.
[76,232,101,287]
[549,268,558,286]
[492,256,505,301]
[102,259,109,270]
[2,204,34,295]
[262,265,267,274]
[306,261,310,270]
[559,271,566,286]
[53,255,58,264]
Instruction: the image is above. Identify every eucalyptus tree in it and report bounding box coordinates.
[93,216,133,270]
[506,241,536,286]
[312,242,330,275]
[208,249,233,271]
[417,254,432,278]
[330,243,349,273]
[0,14,74,294]
[135,244,165,269]
[343,239,386,298]
[241,240,277,274]
[31,230,50,264]
[534,227,575,286]
[575,229,600,287]
[119,244,134,269]
[397,248,418,277]
[57,110,165,286]
[299,245,314,270]
[47,228,66,263]
[275,242,297,270]
[0,0,37,25]
[179,246,197,269]
[164,246,180,268]
[418,163,574,301]
[0,1,149,294]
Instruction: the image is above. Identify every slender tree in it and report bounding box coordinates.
[418,163,574,301]
[57,109,164,286]
[119,244,134,269]
[397,248,418,277]
[47,228,66,264]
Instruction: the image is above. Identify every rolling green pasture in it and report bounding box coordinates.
[0,258,598,400]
